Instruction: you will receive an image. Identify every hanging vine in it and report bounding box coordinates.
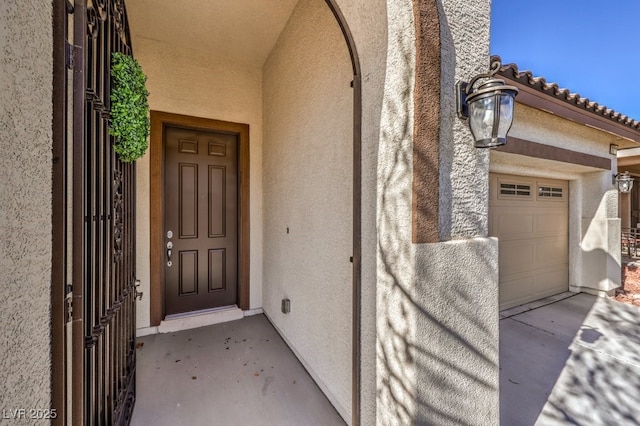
[109,52,150,162]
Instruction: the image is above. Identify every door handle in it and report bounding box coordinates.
[166,233,173,267]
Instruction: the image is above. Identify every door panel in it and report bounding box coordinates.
[165,126,238,315]
[179,164,198,238]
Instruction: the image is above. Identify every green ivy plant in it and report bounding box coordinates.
[109,52,150,162]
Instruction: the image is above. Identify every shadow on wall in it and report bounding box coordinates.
[376,3,498,424]
[414,240,499,425]
[376,49,499,425]
[538,297,640,424]
[580,246,622,292]
[435,1,490,240]
[375,17,416,422]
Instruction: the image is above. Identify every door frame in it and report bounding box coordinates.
[150,111,250,325]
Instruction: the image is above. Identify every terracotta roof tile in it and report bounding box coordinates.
[493,55,640,133]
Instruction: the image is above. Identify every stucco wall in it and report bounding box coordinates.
[374,0,417,422]
[131,37,264,328]
[510,103,624,157]
[328,1,388,424]
[262,0,353,420]
[375,0,500,424]
[420,0,501,423]
[415,238,499,425]
[491,102,621,296]
[574,173,621,295]
[130,0,502,423]
[439,0,493,239]
[0,0,53,416]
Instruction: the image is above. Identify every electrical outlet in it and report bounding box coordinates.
[281,298,290,314]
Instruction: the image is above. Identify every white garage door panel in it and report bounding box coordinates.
[499,275,535,307]
[537,213,568,235]
[499,240,535,275]
[499,267,567,309]
[536,237,568,266]
[535,267,568,291]
[492,211,535,240]
[490,173,569,310]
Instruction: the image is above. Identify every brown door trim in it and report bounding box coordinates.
[150,111,250,325]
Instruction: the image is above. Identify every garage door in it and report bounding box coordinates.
[489,173,569,310]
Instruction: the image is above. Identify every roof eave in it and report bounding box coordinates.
[494,56,640,144]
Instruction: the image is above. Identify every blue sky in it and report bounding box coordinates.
[490,0,640,121]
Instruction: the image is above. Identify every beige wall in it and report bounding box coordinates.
[327,1,387,423]
[374,0,501,423]
[128,0,503,423]
[0,0,53,413]
[132,37,265,328]
[491,102,622,297]
[0,0,515,424]
[262,0,353,420]
[374,0,417,421]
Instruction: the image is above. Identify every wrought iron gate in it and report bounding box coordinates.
[55,0,138,424]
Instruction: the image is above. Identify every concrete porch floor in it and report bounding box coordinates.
[131,314,345,426]
[500,293,640,425]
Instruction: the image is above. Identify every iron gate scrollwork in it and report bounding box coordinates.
[72,0,138,424]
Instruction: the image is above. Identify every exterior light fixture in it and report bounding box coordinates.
[457,58,519,148]
[609,144,619,155]
[614,171,634,193]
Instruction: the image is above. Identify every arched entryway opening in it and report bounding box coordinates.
[127,0,361,423]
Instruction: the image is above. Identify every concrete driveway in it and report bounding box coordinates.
[500,293,640,425]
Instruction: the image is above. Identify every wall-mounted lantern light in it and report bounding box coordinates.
[457,58,519,148]
[614,171,634,193]
[609,144,619,155]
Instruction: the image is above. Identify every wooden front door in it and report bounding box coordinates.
[164,126,239,315]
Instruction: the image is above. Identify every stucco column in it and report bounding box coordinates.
[376,0,499,424]
[573,172,621,296]
[0,0,53,413]
[414,238,499,424]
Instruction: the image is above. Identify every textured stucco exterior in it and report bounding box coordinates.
[375,0,417,422]
[415,238,499,425]
[491,102,622,297]
[439,0,493,240]
[126,0,502,422]
[328,1,388,423]
[0,0,53,416]
[375,0,500,424]
[129,36,265,328]
[0,0,517,423]
[262,0,353,420]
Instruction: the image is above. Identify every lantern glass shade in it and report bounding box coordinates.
[618,177,634,193]
[468,91,515,148]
